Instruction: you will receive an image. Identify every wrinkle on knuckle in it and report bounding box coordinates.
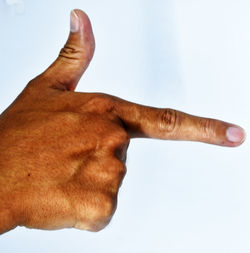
[198,118,213,138]
[159,109,178,133]
[59,45,82,61]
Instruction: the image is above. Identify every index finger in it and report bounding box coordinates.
[112,97,246,147]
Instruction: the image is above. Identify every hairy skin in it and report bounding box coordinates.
[0,10,245,234]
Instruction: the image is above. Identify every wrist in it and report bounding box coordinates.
[0,193,18,234]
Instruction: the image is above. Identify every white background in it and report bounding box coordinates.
[0,0,249,252]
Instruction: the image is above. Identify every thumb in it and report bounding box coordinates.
[44,9,95,91]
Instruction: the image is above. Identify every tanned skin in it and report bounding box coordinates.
[0,10,245,234]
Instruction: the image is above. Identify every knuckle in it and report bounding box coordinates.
[116,130,130,145]
[89,193,116,230]
[59,40,95,63]
[88,223,109,232]
[109,159,127,179]
[84,93,115,113]
[118,130,130,144]
[110,160,127,191]
[101,159,126,191]
[115,159,127,177]
[115,144,128,163]
[87,213,113,232]
[98,159,126,185]
[105,130,130,149]
[198,118,213,138]
[59,45,82,61]
[159,109,178,133]
[99,193,116,217]
[75,192,116,232]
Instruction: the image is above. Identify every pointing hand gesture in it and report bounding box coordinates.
[0,10,245,234]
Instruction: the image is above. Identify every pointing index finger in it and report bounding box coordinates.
[112,97,246,147]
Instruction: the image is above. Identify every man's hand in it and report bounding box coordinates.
[0,10,245,234]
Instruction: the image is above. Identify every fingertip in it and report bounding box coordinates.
[225,125,246,147]
[71,9,94,36]
[73,9,90,20]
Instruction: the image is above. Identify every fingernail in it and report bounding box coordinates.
[226,126,246,143]
[70,10,79,33]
